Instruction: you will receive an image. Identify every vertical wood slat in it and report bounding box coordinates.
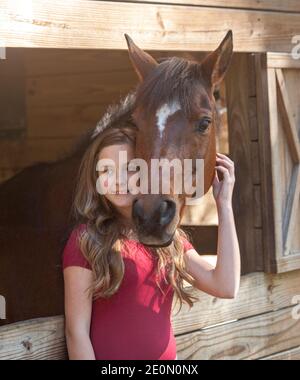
[275,68,300,258]
[225,53,263,274]
[267,60,300,263]
[253,185,262,228]
[0,49,26,138]
[255,54,277,273]
[267,65,284,266]
[248,53,264,272]
[251,141,261,185]
[282,165,300,256]
[275,68,300,164]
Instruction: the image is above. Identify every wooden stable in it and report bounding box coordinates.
[0,0,300,360]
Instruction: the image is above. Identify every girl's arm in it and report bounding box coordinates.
[63,266,96,359]
[183,152,241,299]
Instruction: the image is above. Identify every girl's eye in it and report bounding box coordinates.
[100,167,114,175]
[195,117,211,133]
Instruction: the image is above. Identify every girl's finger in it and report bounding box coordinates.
[215,165,230,180]
[216,157,234,176]
[213,170,220,184]
[216,152,234,165]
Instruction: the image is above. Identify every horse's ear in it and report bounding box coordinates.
[124,34,158,82]
[200,30,233,88]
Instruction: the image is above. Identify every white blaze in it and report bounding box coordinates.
[155,101,181,138]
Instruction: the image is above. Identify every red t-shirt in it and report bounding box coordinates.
[62,223,194,360]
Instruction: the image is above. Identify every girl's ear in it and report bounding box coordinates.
[200,30,233,88]
[124,34,158,82]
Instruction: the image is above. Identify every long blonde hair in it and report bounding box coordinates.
[73,122,199,315]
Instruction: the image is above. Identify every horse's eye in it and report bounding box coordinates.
[195,117,211,133]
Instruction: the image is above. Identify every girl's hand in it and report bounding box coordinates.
[212,152,235,209]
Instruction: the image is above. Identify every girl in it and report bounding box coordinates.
[62,124,240,360]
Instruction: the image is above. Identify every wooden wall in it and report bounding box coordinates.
[0,48,138,183]
[1,269,300,360]
[0,47,227,234]
[2,0,300,52]
[0,48,212,183]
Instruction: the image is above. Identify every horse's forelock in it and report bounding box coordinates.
[135,57,202,118]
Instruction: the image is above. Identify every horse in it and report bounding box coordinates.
[0,31,232,325]
[125,31,233,246]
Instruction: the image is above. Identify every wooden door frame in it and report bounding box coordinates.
[255,52,300,273]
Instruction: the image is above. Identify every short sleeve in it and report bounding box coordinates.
[62,224,92,270]
[182,236,194,252]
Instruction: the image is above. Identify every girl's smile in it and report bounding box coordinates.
[97,143,136,218]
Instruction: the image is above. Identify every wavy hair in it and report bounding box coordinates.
[73,119,199,315]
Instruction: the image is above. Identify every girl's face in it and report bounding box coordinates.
[97,143,136,210]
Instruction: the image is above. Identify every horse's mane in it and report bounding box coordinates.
[70,89,137,159]
[92,90,137,139]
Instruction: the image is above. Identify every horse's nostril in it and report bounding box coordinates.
[132,199,145,222]
[133,199,176,229]
[159,200,175,227]
[159,201,168,215]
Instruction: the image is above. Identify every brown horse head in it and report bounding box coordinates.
[125,31,233,247]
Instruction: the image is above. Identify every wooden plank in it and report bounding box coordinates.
[23,49,205,77]
[248,98,258,141]
[27,104,109,138]
[1,270,300,359]
[257,57,300,270]
[274,254,300,273]
[176,306,300,360]
[0,316,67,360]
[24,49,134,77]
[24,48,136,138]
[267,52,300,69]
[1,1,300,52]
[25,71,136,108]
[253,53,300,274]
[248,54,257,98]
[0,138,76,169]
[0,49,26,138]
[275,68,300,164]
[23,49,206,138]
[0,308,298,360]
[266,66,287,266]
[260,61,288,272]
[2,303,299,360]
[261,345,300,360]
[282,166,300,257]
[181,226,218,255]
[132,0,300,13]
[253,185,262,228]
[225,53,259,274]
[255,53,277,273]
[172,269,300,335]
[254,228,264,271]
[251,141,261,184]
